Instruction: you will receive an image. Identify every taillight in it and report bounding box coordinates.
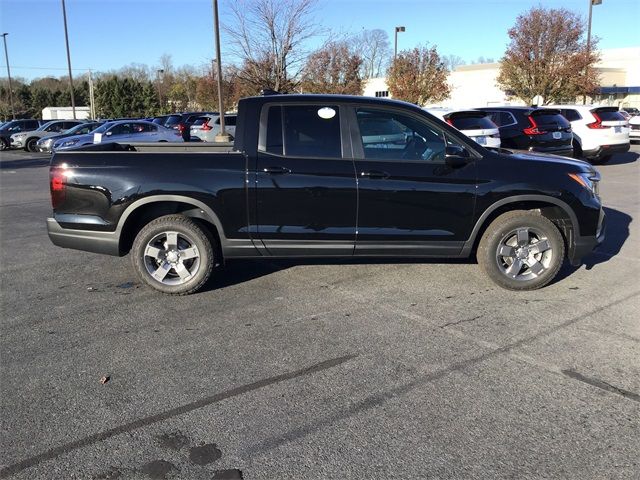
[523,116,546,135]
[586,112,607,129]
[201,122,212,131]
[445,118,454,126]
[50,165,66,209]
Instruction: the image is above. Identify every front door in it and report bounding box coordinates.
[254,104,358,256]
[350,107,477,256]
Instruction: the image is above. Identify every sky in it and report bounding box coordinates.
[0,0,639,80]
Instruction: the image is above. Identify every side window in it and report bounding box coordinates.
[356,108,446,162]
[283,105,341,158]
[224,116,237,126]
[264,106,283,155]
[46,123,64,132]
[27,121,39,130]
[561,109,581,122]
[138,123,156,133]
[110,123,132,135]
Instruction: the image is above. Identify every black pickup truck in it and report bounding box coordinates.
[48,94,605,294]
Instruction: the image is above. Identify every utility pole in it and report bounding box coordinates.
[61,0,76,119]
[212,0,229,142]
[156,69,164,112]
[1,33,15,119]
[88,70,96,119]
[584,0,602,104]
[394,26,405,60]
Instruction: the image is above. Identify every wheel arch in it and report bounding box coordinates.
[116,195,226,257]
[462,195,579,257]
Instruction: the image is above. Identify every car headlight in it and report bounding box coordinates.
[568,172,600,197]
[14,133,26,139]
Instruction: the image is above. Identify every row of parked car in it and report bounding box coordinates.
[1,104,637,162]
[0,111,238,153]
[426,104,638,164]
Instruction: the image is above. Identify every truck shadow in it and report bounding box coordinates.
[205,206,631,292]
[0,157,50,169]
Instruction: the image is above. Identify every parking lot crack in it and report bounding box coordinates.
[440,315,482,328]
[561,370,640,403]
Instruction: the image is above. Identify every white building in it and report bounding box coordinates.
[363,47,640,109]
[42,106,91,120]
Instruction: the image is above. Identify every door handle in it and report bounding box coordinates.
[360,170,389,179]
[263,166,291,174]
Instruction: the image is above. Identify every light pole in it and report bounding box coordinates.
[584,0,602,104]
[212,0,229,142]
[61,0,76,119]
[1,33,15,119]
[394,26,405,60]
[156,69,164,112]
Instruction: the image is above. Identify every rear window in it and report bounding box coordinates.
[593,109,626,122]
[529,111,571,128]
[560,109,581,122]
[485,111,516,127]
[448,114,496,130]
[192,117,210,126]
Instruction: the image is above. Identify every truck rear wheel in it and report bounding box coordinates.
[131,215,215,295]
[477,210,565,290]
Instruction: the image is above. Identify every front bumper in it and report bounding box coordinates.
[582,142,630,160]
[47,218,120,256]
[10,138,25,148]
[568,209,605,266]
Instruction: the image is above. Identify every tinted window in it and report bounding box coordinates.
[283,105,341,158]
[164,115,183,127]
[448,114,497,130]
[356,108,446,162]
[530,112,570,128]
[264,106,283,155]
[192,117,210,126]
[109,123,133,135]
[45,122,66,132]
[224,115,236,126]
[132,123,155,133]
[26,120,40,130]
[485,111,516,127]
[560,109,581,122]
[594,109,626,122]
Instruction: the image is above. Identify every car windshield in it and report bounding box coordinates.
[37,121,57,131]
[92,122,115,134]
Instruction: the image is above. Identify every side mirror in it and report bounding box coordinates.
[445,145,471,167]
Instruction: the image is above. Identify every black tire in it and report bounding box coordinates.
[25,137,39,153]
[572,139,583,159]
[477,210,565,290]
[131,215,216,295]
[0,138,9,151]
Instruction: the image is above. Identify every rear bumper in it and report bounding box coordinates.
[568,209,605,266]
[528,146,574,157]
[582,142,630,160]
[47,218,121,256]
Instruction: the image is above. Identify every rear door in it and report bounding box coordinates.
[351,106,477,256]
[254,103,358,256]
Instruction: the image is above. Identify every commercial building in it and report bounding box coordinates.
[363,47,640,109]
[42,106,91,120]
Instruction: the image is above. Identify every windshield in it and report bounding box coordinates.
[92,122,115,134]
[37,121,56,131]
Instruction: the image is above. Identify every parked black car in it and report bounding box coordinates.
[47,94,604,295]
[0,119,43,151]
[476,107,573,156]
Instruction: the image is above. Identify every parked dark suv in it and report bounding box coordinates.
[0,119,43,151]
[476,107,573,157]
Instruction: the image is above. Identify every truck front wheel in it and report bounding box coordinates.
[131,215,215,295]
[477,210,565,290]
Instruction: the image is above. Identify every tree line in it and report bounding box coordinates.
[0,2,600,120]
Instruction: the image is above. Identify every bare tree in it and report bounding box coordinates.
[497,6,600,104]
[442,54,466,71]
[350,29,391,79]
[387,46,450,105]
[224,0,320,92]
[301,40,363,94]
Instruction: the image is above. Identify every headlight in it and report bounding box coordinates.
[568,172,600,197]
[14,133,26,139]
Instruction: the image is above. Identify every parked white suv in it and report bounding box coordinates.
[551,105,630,163]
[425,108,501,147]
[190,114,237,142]
[629,115,640,143]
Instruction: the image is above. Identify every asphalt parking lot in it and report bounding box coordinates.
[1,147,639,479]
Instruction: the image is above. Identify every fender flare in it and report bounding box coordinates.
[115,195,227,248]
[462,194,580,254]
